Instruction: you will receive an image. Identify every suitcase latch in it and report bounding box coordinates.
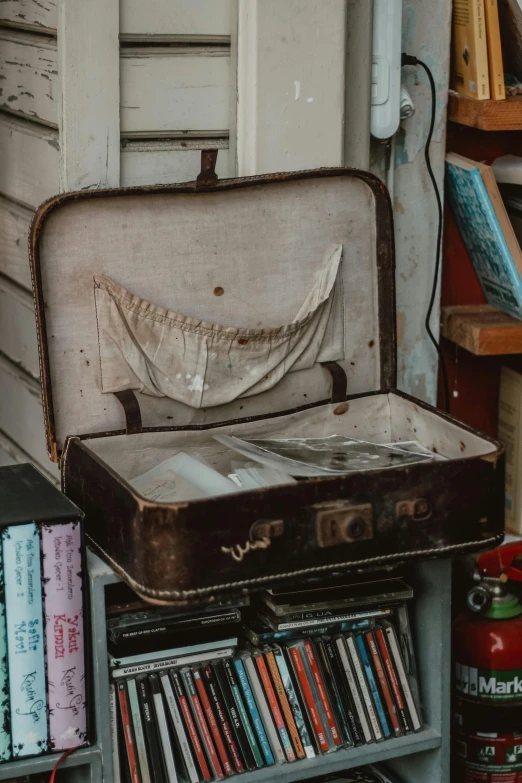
[313,501,374,548]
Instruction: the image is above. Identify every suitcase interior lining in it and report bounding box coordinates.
[84,392,496,488]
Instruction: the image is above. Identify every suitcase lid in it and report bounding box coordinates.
[30,164,396,461]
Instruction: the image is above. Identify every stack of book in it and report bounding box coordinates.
[0,520,86,760]
[109,577,421,782]
[451,0,505,101]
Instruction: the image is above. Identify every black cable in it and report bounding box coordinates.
[401,53,451,413]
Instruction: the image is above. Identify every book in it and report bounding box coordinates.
[110,683,122,783]
[451,0,490,99]
[484,0,505,99]
[41,521,86,750]
[117,681,140,783]
[222,658,264,768]
[0,543,9,761]
[446,153,522,320]
[3,523,48,757]
[127,679,151,783]
[334,636,373,744]
[169,669,211,782]
[498,365,522,535]
[265,650,305,759]
[192,667,234,775]
[242,655,286,764]
[201,663,245,773]
[111,646,234,679]
[137,676,168,783]
[498,0,522,81]
[253,652,295,762]
[181,668,224,780]
[149,674,178,783]
[234,657,274,765]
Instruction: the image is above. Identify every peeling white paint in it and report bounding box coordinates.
[294,80,300,100]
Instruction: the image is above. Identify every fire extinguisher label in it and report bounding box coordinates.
[456,662,522,702]
[454,729,522,781]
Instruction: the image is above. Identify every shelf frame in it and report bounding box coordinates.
[448,93,522,131]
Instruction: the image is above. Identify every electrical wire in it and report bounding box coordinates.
[401,53,451,413]
[49,745,82,782]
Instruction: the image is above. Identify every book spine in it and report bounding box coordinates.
[384,626,422,731]
[213,660,255,770]
[375,629,411,733]
[0,541,10,761]
[325,637,363,745]
[234,658,274,766]
[41,522,86,750]
[149,674,178,783]
[334,637,373,744]
[288,645,329,753]
[118,681,140,783]
[223,659,264,768]
[110,683,122,783]
[314,639,353,748]
[181,668,224,780]
[366,631,401,737]
[193,667,233,774]
[273,647,315,758]
[3,523,48,757]
[202,664,245,773]
[473,0,491,99]
[170,669,211,782]
[303,640,341,747]
[127,679,151,783]
[242,656,286,764]
[265,650,305,759]
[346,635,382,741]
[111,647,234,678]
[484,0,505,99]
[355,635,391,739]
[137,676,167,783]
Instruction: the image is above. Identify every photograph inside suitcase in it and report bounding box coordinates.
[30,166,505,602]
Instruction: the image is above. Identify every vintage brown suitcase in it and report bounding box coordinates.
[29,163,505,605]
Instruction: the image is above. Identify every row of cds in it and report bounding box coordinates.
[108,576,421,783]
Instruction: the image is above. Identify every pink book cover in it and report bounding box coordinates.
[41,521,86,750]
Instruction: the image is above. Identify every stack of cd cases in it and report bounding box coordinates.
[108,576,422,782]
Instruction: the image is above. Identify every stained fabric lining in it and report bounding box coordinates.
[94,245,345,408]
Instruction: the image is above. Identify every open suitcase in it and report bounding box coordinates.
[29,160,505,605]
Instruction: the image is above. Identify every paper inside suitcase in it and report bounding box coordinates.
[30,166,504,605]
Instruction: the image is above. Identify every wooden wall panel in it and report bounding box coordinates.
[0,114,59,206]
[0,0,57,32]
[0,31,58,126]
[0,353,49,468]
[120,49,230,134]
[0,196,33,289]
[120,0,231,39]
[0,275,39,378]
[121,141,229,186]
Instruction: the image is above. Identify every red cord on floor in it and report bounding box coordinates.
[49,745,82,782]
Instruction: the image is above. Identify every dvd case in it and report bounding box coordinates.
[265,649,306,759]
[354,635,391,739]
[253,651,296,762]
[287,643,329,754]
[375,628,412,734]
[222,659,264,769]
[138,676,168,783]
[110,683,122,783]
[324,637,364,745]
[382,624,421,732]
[334,636,373,744]
[213,660,256,770]
[234,658,274,766]
[193,667,234,775]
[303,640,342,749]
[273,646,315,758]
[344,635,383,742]
[149,674,178,783]
[202,663,245,773]
[117,680,140,783]
[314,638,353,748]
[169,669,212,782]
[181,667,224,780]
[365,631,401,737]
[241,654,286,764]
[159,673,198,783]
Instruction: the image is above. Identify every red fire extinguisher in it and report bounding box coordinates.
[452,542,522,782]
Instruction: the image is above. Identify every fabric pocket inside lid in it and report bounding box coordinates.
[94,245,344,409]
